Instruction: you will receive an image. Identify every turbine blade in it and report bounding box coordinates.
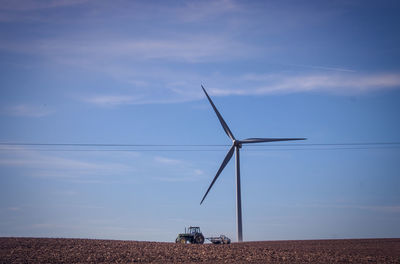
[201,85,235,141]
[240,138,306,144]
[200,145,235,204]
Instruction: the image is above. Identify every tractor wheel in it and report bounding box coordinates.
[222,239,229,244]
[179,237,186,244]
[194,234,204,244]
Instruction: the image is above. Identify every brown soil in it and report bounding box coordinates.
[1,237,399,263]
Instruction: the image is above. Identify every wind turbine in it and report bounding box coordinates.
[200,85,306,242]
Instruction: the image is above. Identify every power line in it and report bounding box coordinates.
[0,147,399,152]
[1,142,400,147]
[0,142,399,152]
[0,143,227,147]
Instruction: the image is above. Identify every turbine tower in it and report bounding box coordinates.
[200,85,306,242]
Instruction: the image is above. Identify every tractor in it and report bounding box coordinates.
[175,226,205,244]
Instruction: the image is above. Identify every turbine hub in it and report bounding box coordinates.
[233,140,242,148]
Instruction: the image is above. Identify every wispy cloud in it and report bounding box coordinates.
[2,104,53,117]
[79,71,400,107]
[0,34,246,64]
[0,0,89,11]
[82,95,137,107]
[301,203,400,214]
[210,72,400,96]
[359,205,400,213]
[152,156,205,182]
[283,63,356,73]
[1,0,399,108]
[153,173,204,182]
[154,156,183,165]
[7,207,20,212]
[0,0,90,22]
[173,0,238,22]
[0,0,238,24]
[0,146,134,179]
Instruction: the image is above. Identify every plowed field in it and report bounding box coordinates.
[1,237,399,263]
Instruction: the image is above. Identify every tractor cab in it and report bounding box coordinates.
[188,226,201,234]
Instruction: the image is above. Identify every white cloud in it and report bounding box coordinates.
[173,0,238,22]
[302,203,400,214]
[83,95,137,107]
[283,63,356,73]
[209,72,400,96]
[0,0,89,11]
[1,1,398,107]
[78,71,400,107]
[154,156,183,165]
[0,32,247,64]
[0,146,134,179]
[194,169,204,176]
[152,172,205,182]
[0,0,236,22]
[152,156,206,182]
[38,35,245,63]
[357,205,400,213]
[3,104,53,117]
[0,0,90,22]
[7,207,20,211]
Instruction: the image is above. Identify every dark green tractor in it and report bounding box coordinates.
[175,226,205,244]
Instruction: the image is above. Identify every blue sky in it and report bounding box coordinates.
[0,0,399,242]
